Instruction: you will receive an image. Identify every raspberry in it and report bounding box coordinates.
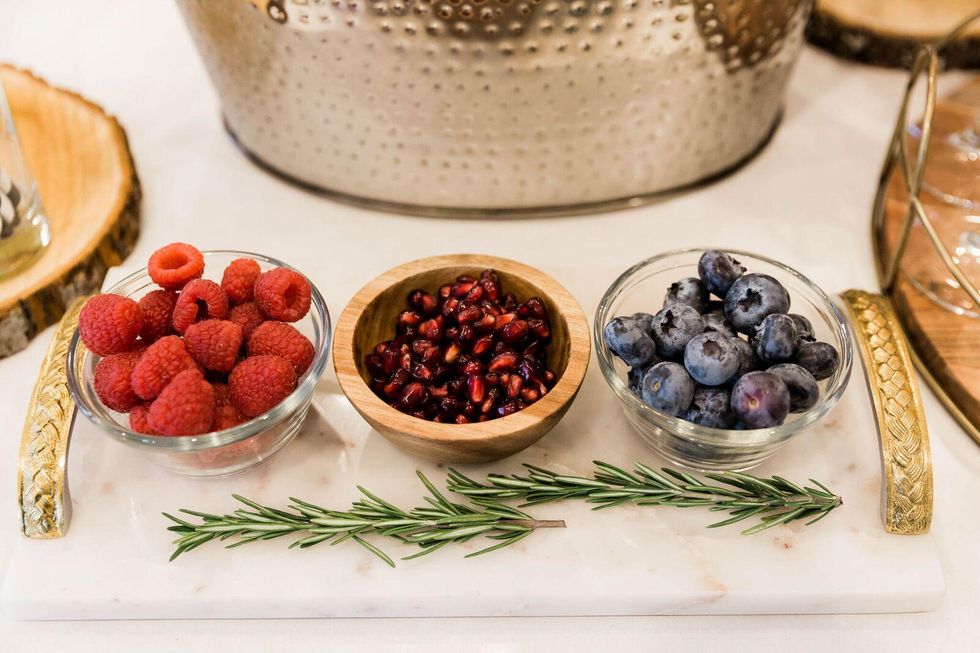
[147,369,215,436]
[138,289,178,343]
[228,302,266,341]
[212,383,247,431]
[129,403,157,435]
[131,335,200,400]
[93,351,141,412]
[78,294,144,356]
[247,321,315,375]
[254,268,312,323]
[147,242,205,291]
[184,319,243,373]
[221,258,261,306]
[229,355,297,418]
[172,279,229,334]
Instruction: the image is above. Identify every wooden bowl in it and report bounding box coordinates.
[333,254,590,463]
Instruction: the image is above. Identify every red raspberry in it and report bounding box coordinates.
[138,289,178,343]
[148,369,215,436]
[228,302,266,341]
[93,351,141,412]
[247,321,315,375]
[183,319,243,373]
[129,403,157,435]
[78,294,144,356]
[212,383,247,431]
[221,258,262,306]
[131,335,200,400]
[254,268,312,323]
[229,355,297,418]
[172,279,229,334]
[147,242,205,291]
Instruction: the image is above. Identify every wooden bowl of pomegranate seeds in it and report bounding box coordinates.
[333,254,590,463]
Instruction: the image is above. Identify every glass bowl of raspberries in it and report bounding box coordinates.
[66,243,331,477]
[595,248,853,471]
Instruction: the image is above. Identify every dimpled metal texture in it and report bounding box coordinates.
[176,0,811,215]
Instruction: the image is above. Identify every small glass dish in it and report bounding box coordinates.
[594,248,853,471]
[67,251,331,477]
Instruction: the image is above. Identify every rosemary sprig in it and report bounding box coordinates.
[164,471,565,566]
[446,460,842,535]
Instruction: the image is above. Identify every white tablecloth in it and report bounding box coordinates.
[1,2,977,650]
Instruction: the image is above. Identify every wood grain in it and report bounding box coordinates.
[808,0,980,68]
[0,65,140,357]
[333,254,591,463]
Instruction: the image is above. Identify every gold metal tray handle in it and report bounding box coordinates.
[17,296,87,538]
[841,290,933,535]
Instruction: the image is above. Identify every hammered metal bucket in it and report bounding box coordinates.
[177,0,812,215]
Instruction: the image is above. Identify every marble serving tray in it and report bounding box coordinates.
[1,329,944,620]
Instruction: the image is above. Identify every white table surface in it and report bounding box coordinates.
[1,1,978,650]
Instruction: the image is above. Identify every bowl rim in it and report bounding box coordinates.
[332,253,591,445]
[593,247,853,447]
[66,249,332,451]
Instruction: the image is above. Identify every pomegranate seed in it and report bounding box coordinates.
[468,375,486,403]
[431,384,449,398]
[503,293,518,311]
[397,310,423,328]
[448,376,466,396]
[516,303,530,318]
[482,388,500,414]
[457,325,475,344]
[443,342,462,363]
[412,363,435,382]
[497,401,522,417]
[543,370,556,386]
[456,306,482,325]
[463,284,485,304]
[526,297,548,320]
[440,397,459,414]
[480,299,502,317]
[507,374,524,398]
[527,318,550,339]
[441,297,460,319]
[500,319,529,343]
[438,284,452,300]
[480,269,499,283]
[366,354,384,374]
[481,279,501,302]
[488,351,519,372]
[423,346,442,365]
[453,280,477,298]
[461,360,484,376]
[382,348,401,374]
[475,313,497,332]
[401,382,429,407]
[408,289,439,316]
[496,312,516,329]
[384,369,409,397]
[485,372,501,386]
[521,387,540,402]
[462,401,479,417]
[472,334,494,357]
[445,326,460,341]
[454,414,471,424]
[419,318,443,341]
[411,339,430,356]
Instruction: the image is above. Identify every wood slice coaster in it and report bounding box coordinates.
[877,80,980,444]
[807,0,980,68]
[0,66,140,358]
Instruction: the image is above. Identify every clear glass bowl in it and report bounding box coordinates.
[67,251,331,477]
[594,248,853,471]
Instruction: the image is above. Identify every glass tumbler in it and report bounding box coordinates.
[0,79,50,279]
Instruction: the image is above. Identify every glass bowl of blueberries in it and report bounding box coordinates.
[595,248,852,471]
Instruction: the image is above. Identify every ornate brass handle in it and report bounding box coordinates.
[841,290,933,535]
[17,296,87,538]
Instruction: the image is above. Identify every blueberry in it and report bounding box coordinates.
[604,316,657,367]
[650,305,703,358]
[630,312,656,336]
[698,250,746,298]
[641,362,695,416]
[702,311,736,337]
[788,313,815,343]
[730,371,791,429]
[796,341,840,380]
[684,386,736,429]
[627,361,658,396]
[684,332,739,386]
[767,363,819,413]
[729,336,760,379]
[754,313,799,365]
[664,277,709,313]
[724,273,791,334]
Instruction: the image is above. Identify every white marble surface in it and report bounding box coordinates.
[0,0,978,650]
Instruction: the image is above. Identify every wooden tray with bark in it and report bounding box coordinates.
[808,0,980,68]
[0,65,140,358]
